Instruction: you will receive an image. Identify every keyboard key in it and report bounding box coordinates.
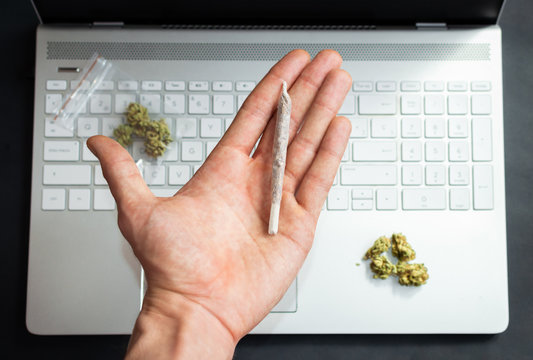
[164,94,185,114]
[45,94,62,114]
[189,94,210,114]
[200,118,222,138]
[43,141,79,161]
[94,188,115,210]
[189,81,209,91]
[349,118,369,138]
[425,165,446,185]
[213,81,233,91]
[327,188,349,210]
[225,117,234,131]
[401,117,422,138]
[371,118,397,138]
[117,81,138,91]
[90,94,111,114]
[401,141,422,162]
[376,81,396,92]
[237,94,249,110]
[473,165,493,210]
[193,165,202,174]
[471,95,492,115]
[425,117,445,138]
[341,165,397,185]
[181,141,203,161]
[471,81,491,92]
[352,199,373,210]
[449,141,469,162]
[424,81,444,92]
[150,188,177,197]
[338,94,355,114]
[115,94,136,113]
[353,141,397,161]
[176,118,197,138]
[141,81,162,91]
[168,165,190,185]
[425,141,446,162]
[42,188,65,210]
[206,141,217,157]
[69,189,90,210]
[45,118,73,137]
[400,81,421,92]
[353,81,373,92]
[359,95,396,115]
[236,81,255,91]
[70,80,90,90]
[43,165,91,185]
[165,81,185,91]
[144,165,166,185]
[140,94,161,113]
[472,117,492,161]
[376,189,397,210]
[82,141,98,161]
[449,165,470,185]
[102,117,124,137]
[94,165,107,185]
[448,95,468,115]
[161,142,179,162]
[448,118,468,138]
[402,188,446,210]
[401,95,421,115]
[402,165,423,185]
[96,80,114,91]
[352,188,373,199]
[424,95,445,115]
[77,117,98,137]
[213,95,234,114]
[46,80,67,91]
[447,81,467,92]
[450,188,470,210]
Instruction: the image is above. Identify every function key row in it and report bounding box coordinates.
[351,81,491,93]
[46,80,257,92]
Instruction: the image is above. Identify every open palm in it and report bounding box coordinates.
[88,50,351,346]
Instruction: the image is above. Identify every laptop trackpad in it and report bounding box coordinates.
[271,279,297,312]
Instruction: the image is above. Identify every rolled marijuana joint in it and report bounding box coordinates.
[268,81,291,235]
[363,233,429,286]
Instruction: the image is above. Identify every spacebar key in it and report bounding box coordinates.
[43,165,91,185]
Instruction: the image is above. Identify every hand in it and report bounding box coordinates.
[87,49,352,359]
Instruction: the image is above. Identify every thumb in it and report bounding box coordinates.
[87,135,153,213]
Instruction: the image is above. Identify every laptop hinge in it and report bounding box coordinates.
[416,22,447,30]
[92,21,125,27]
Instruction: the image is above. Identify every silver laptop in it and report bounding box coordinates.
[27,0,508,334]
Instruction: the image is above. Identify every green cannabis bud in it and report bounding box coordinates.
[391,233,416,262]
[369,255,396,280]
[362,233,429,287]
[396,262,429,287]
[112,102,173,158]
[363,236,391,260]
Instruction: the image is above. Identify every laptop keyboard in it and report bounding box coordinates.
[41,79,494,212]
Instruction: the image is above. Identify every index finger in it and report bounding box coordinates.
[216,50,310,155]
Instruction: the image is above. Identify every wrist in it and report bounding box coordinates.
[126,289,237,360]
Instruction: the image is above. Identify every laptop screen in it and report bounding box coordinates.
[33,0,503,26]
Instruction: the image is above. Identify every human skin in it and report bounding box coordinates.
[87,49,352,359]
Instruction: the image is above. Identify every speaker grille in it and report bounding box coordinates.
[47,42,490,61]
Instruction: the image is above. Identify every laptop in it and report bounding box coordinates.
[27,0,509,334]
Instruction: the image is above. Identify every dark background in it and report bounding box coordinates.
[2,0,532,358]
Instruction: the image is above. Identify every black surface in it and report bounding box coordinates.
[3,0,533,358]
[32,0,503,26]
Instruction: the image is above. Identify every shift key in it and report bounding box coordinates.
[341,165,397,185]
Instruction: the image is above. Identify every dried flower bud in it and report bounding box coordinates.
[396,262,429,286]
[391,233,416,262]
[364,236,391,260]
[369,255,396,280]
[113,124,133,147]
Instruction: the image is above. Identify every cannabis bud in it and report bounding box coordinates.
[362,233,429,287]
[113,102,173,158]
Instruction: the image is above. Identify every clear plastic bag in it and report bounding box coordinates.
[53,53,174,170]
